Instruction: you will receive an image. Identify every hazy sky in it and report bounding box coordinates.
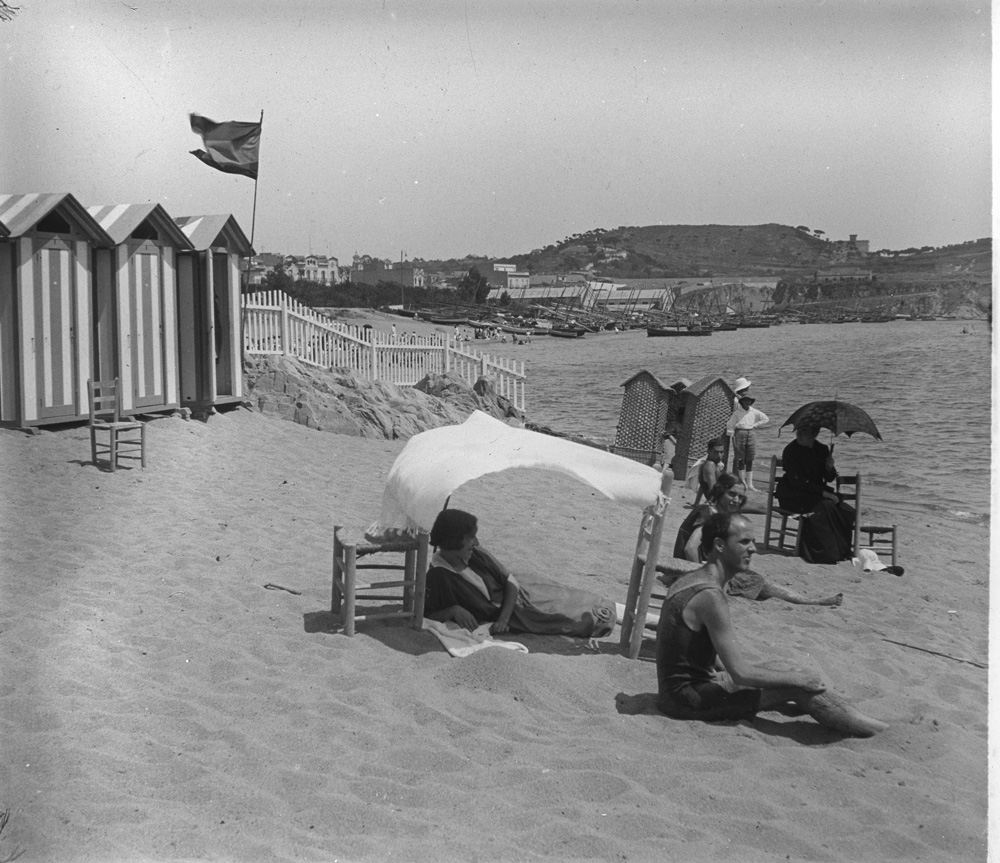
[1,0,991,262]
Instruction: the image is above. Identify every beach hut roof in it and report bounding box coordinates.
[173,214,254,256]
[87,202,192,248]
[684,374,735,398]
[0,193,113,244]
[619,369,675,390]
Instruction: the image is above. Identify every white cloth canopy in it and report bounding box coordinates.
[369,411,665,536]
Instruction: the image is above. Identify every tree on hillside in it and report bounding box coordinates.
[458,266,490,304]
[795,226,810,233]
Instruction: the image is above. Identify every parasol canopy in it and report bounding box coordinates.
[369,410,665,537]
[780,400,882,440]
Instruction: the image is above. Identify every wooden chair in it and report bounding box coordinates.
[835,471,900,567]
[88,379,146,472]
[619,472,674,659]
[331,527,429,636]
[762,455,804,556]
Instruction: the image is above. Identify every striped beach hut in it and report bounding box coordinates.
[88,203,192,415]
[173,214,254,410]
[0,193,113,427]
[672,375,736,481]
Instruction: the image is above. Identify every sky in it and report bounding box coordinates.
[1,0,991,262]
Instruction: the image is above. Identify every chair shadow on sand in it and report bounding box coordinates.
[302,607,632,658]
[614,691,856,744]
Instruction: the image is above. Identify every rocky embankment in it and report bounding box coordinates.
[242,355,524,440]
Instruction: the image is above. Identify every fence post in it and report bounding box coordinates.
[480,354,488,381]
[280,294,289,357]
[369,330,378,381]
[444,335,451,373]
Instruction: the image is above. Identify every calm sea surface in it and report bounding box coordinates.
[486,320,992,526]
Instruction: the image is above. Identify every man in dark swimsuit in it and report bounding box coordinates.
[654,512,888,736]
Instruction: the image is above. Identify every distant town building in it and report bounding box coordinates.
[349,254,425,288]
[247,252,284,286]
[483,262,530,291]
[284,253,340,284]
[247,252,341,286]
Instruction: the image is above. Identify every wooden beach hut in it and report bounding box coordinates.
[612,370,688,466]
[173,214,254,410]
[87,203,192,416]
[672,375,736,481]
[0,193,113,427]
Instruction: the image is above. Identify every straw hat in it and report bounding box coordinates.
[733,376,752,393]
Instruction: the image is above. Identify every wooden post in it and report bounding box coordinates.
[369,329,378,380]
[280,293,289,357]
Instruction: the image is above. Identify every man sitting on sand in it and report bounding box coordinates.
[655,511,887,737]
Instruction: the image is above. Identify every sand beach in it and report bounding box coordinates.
[0,389,988,862]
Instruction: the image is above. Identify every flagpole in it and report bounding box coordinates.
[241,109,264,367]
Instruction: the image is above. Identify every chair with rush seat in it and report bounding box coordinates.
[88,378,147,472]
[762,455,804,556]
[331,527,429,636]
[835,471,900,567]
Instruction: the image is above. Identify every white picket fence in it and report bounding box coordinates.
[242,290,526,411]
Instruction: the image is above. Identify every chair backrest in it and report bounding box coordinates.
[836,470,863,554]
[88,379,122,425]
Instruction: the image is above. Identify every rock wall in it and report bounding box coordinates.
[242,355,524,440]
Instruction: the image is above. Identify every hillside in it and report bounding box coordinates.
[421,225,991,284]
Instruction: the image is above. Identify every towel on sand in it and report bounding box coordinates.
[370,411,664,535]
[422,619,529,658]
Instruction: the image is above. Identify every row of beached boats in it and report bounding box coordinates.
[388,304,942,340]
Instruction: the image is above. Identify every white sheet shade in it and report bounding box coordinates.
[369,411,665,536]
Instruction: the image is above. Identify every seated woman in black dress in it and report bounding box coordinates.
[672,473,842,606]
[424,509,616,638]
[776,423,855,564]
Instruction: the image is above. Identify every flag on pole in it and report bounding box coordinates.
[189,113,261,179]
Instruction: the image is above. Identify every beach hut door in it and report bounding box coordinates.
[30,244,80,421]
[126,248,167,409]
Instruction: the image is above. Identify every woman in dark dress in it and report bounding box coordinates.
[776,423,855,564]
[424,509,616,638]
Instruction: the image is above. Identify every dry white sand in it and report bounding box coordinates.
[0,402,988,862]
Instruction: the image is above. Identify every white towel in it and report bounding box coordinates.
[684,456,706,491]
[422,619,529,658]
[853,548,887,572]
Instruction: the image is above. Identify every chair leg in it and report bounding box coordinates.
[343,545,357,637]
[109,431,118,472]
[412,534,428,630]
[90,427,97,466]
[402,548,415,613]
[140,424,147,468]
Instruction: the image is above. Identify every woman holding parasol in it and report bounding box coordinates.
[776,400,882,565]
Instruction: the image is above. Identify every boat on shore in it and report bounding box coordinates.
[647,326,712,337]
[549,326,587,338]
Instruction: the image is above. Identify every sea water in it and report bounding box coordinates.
[502,320,991,526]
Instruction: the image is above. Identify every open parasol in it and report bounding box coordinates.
[779,400,882,441]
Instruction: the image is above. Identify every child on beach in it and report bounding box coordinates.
[726,391,769,491]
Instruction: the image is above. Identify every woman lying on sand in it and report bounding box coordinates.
[671,473,843,607]
[657,511,887,737]
[424,508,616,638]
